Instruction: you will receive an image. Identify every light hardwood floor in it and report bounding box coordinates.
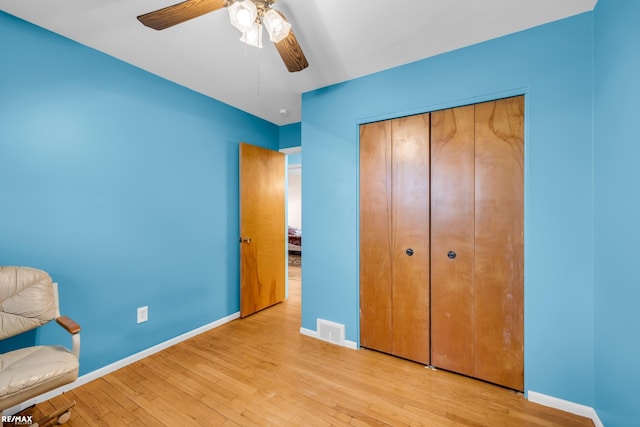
[22,265,592,426]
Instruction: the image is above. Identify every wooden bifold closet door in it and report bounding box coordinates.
[431,96,524,391]
[360,96,524,391]
[359,113,431,365]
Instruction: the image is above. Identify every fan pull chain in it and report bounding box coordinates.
[243,31,248,56]
[256,23,262,96]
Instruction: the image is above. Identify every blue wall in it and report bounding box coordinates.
[594,0,640,426]
[279,122,302,149]
[0,12,279,374]
[302,13,595,407]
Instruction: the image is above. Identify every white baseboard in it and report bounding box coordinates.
[528,391,604,427]
[300,327,358,350]
[4,311,240,416]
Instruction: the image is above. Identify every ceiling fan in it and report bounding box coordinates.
[137,0,309,72]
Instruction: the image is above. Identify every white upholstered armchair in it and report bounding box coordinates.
[0,266,81,426]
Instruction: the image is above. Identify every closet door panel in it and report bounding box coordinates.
[474,96,524,391]
[430,105,476,375]
[359,121,393,354]
[391,114,431,364]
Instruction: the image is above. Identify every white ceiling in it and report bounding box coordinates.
[1,0,597,125]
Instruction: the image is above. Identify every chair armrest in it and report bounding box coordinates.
[56,315,81,335]
[56,315,81,359]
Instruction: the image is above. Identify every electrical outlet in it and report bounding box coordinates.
[137,306,148,324]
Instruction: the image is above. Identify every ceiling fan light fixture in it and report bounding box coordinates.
[241,22,263,48]
[138,0,308,72]
[263,9,291,43]
[228,0,258,33]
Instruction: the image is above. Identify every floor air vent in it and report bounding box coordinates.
[317,319,345,346]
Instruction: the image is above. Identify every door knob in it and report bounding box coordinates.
[406,248,414,256]
[447,250,456,259]
[239,237,252,244]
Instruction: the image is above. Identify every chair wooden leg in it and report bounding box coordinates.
[31,400,76,426]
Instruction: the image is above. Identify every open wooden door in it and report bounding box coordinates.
[239,142,286,318]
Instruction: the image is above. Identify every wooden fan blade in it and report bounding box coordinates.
[274,29,309,72]
[138,0,227,30]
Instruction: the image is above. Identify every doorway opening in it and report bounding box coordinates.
[281,147,302,289]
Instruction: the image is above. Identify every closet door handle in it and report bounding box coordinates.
[406,248,414,256]
[447,250,456,259]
